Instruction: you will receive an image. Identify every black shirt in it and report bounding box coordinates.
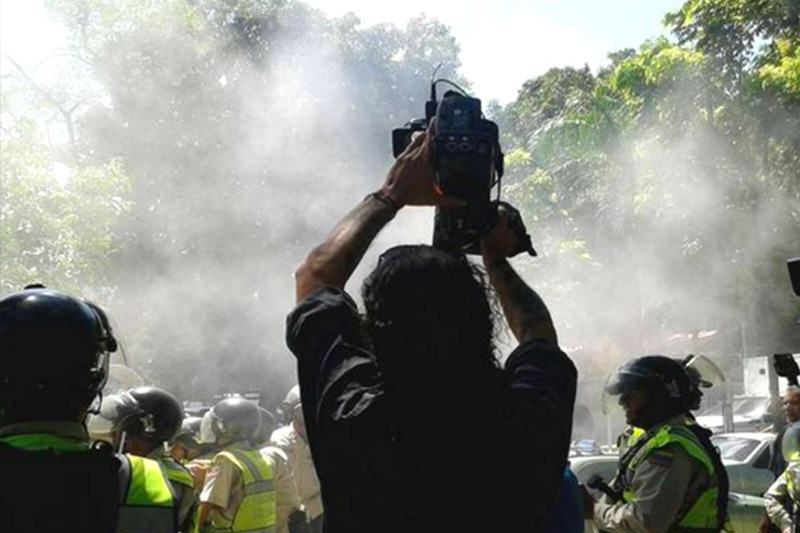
[286,287,577,533]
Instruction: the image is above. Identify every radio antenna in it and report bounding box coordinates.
[430,63,443,102]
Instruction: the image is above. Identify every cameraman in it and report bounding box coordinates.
[287,129,577,532]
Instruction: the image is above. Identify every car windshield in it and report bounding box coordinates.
[711,435,760,462]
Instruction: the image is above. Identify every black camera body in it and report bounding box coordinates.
[392,90,505,253]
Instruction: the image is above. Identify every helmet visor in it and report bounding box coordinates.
[684,355,724,388]
[86,393,138,441]
[602,373,624,415]
[199,410,217,444]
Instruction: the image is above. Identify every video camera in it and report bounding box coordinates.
[392,72,536,256]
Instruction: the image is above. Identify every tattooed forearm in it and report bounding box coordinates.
[485,259,557,344]
[296,195,397,302]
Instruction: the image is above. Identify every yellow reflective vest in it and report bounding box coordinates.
[621,423,724,532]
[2,431,176,533]
[208,446,276,533]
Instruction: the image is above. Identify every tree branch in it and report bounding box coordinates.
[6,55,80,155]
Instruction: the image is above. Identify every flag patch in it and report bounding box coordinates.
[648,451,674,467]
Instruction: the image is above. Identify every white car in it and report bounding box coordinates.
[711,432,777,496]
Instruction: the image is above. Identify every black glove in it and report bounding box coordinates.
[288,509,310,533]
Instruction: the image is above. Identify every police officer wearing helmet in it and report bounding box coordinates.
[582,355,730,532]
[0,285,177,533]
[765,423,800,533]
[197,397,278,533]
[271,385,324,533]
[91,386,198,532]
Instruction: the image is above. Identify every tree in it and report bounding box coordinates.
[44,0,465,400]
[0,89,131,297]
[499,8,800,370]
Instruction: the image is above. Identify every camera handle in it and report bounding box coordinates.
[462,201,537,257]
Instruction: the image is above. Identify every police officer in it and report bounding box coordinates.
[271,386,324,533]
[0,285,177,533]
[583,355,729,532]
[91,386,199,532]
[270,386,323,533]
[765,423,800,533]
[197,397,278,533]
[172,416,205,463]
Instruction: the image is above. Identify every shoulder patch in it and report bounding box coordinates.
[648,450,674,468]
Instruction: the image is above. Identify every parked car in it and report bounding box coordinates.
[711,432,777,496]
[695,396,773,433]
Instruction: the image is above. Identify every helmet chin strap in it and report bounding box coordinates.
[118,430,127,454]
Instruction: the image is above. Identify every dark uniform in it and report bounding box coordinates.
[0,287,177,533]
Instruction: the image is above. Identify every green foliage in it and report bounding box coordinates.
[35,0,466,398]
[0,117,131,294]
[5,0,797,392]
[500,1,800,360]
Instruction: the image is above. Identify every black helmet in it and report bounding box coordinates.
[603,355,692,416]
[0,286,117,419]
[90,387,183,446]
[174,416,203,446]
[249,407,276,447]
[200,397,260,444]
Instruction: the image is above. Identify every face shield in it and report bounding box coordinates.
[601,364,668,415]
[683,355,724,388]
[784,424,800,463]
[86,392,141,445]
[199,410,218,444]
[103,364,145,396]
[602,372,625,416]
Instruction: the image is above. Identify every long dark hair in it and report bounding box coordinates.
[362,245,500,390]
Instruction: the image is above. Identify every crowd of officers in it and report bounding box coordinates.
[0,289,798,533]
[4,284,800,533]
[0,286,322,533]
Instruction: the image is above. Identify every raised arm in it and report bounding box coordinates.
[481,208,557,345]
[295,129,462,303]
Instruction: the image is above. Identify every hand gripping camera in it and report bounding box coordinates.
[392,75,536,256]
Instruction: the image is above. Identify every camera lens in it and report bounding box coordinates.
[446,142,458,153]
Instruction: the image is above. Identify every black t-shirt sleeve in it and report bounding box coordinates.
[286,286,364,361]
[502,340,577,524]
[285,287,384,437]
[504,339,577,428]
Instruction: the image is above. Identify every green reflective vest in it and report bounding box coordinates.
[161,455,196,489]
[120,454,178,533]
[209,447,276,533]
[786,461,800,506]
[1,432,176,533]
[621,424,721,532]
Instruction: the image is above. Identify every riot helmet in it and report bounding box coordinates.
[0,286,117,422]
[170,416,205,462]
[278,385,302,426]
[174,416,203,445]
[603,355,692,428]
[89,386,183,451]
[199,397,260,445]
[249,407,276,447]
